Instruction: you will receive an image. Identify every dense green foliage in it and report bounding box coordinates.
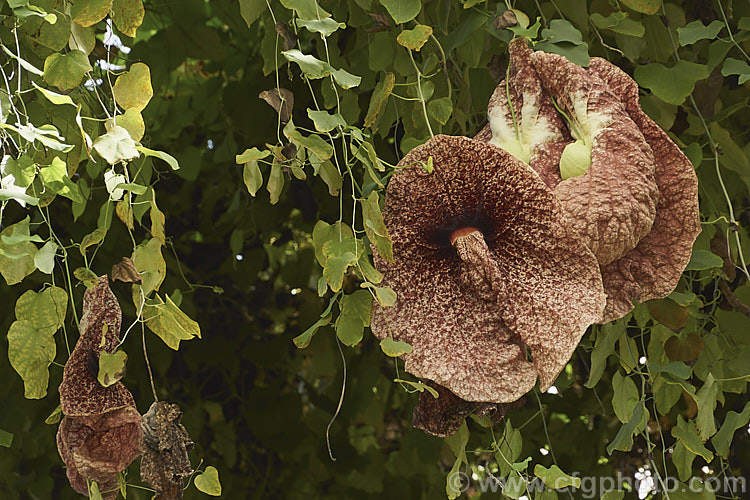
[1,0,750,498]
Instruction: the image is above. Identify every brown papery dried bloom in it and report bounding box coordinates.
[57,276,142,499]
[371,135,605,435]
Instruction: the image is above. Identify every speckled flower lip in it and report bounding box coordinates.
[371,135,605,434]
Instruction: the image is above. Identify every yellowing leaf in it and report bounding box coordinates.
[113,62,153,111]
[112,0,144,37]
[194,466,222,496]
[364,73,395,128]
[267,159,284,204]
[43,50,92,91]
[111,108,145,141]
[361,191,393,263]
[132,238,166,296]
[71,0,113,27]
[397,24,433,51]
[7,287,67,399]
[0,217,38,285]
[144,294,201,350]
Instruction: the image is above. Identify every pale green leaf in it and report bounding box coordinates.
[322,238,359,292]
[711,401,750,458]
[144,294,201,350]
[364,72,395,127]
[0,217,38,285]
[296,17,345,37]
[533,464,582,489]
[239,0,265,28]
[39,157,83,203]
[307,109,346,132]
[267,160,284,204]
[280,0,330,19]
[318,160,342,196]
[606,401,646,454]
[427,97,453,125]
[620,0,662,15]
[243,161,263,196]
[293,315,331,348]
[380,0,421,24]
[590,12,644,37]
[34,241,57,274]
[677,20,724,46]
[236,147,271,164]
[634,61,710,106]
[721,57,750,85]
[132,238,166,296]
[32,82,75,106]
[79,227,106,256]
[361,190,393,263]
[672,415,713,462]
[43,50,92,91]
[97,350,127,387]
[612,371,640,424]
[380,337,412,357]
[135,146,180,170]
[586,322,624,388]
[93,126,140,165]
[685,249,724,271]
[0,430,13,448]
[194,466,222,496]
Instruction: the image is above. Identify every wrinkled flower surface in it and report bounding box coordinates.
[57,276,142,498]
[371,135,605,412]
[481,39,699,322]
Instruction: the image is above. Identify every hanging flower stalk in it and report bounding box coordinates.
[57,276,142,499]
[371,135,605,436]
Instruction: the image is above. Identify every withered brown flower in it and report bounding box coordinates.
[57,276,142,498]
[371,135,605,432]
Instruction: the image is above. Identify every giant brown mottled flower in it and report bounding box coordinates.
[371,135,605,435]
[587,58,701,321]
[480,39,698,322]
[57,276,142,499]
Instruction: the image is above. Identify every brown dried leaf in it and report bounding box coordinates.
[274,22,296,51]
[371,135,605,403]
[259,88,294,123]
[140,401,194,499]
[494,10,518,30]
[111,256,142,284]
[367,12,392,33]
